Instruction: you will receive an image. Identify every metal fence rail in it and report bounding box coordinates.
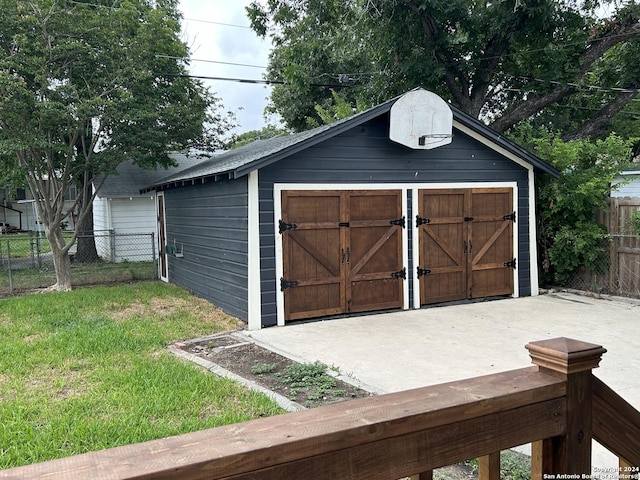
[0,231,157,295]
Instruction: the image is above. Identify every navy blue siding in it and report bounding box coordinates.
[259,114,531,326]
[164,178,249,321]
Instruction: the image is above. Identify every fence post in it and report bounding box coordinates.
[527,338,607,478]
[151,232,156,278]
[109,229,116,263]
[7,239,13,293]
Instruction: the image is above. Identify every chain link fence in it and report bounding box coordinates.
[562,234,640,298]
[0,230,157,295]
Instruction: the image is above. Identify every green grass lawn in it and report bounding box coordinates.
[0,282,283,469]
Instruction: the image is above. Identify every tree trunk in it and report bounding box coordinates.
[47,227,72,291]
[75,177,99,263]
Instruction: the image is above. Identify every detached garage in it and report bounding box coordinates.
[144,89,559,329]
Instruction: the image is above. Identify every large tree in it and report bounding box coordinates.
[248,0,640,139]
[0,0,234,290]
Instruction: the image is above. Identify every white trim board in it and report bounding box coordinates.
[247,170,262,330]
[156,191,168,283]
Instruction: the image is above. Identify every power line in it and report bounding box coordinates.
[155,73,349,89]
[156,54,267,69]
[183,17,252,29]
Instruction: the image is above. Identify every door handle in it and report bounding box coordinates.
[346,248,351,264]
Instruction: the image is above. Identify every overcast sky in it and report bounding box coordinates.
[179,0,273,135]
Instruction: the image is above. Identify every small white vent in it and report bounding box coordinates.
[389,89,453,150]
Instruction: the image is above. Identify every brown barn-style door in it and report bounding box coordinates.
[280,190,404,321]
[417,188,515,305]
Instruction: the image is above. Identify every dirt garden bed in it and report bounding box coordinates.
[173,332,372,409]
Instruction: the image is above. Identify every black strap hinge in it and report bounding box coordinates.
[338,222,350,227]
[504,258,517,269]
[417,267,431,278]
[391,267,406,279]
[280,277,299,291]
[503,211,516,222]
[389,216,405,228]
[416,216,430,227]
[464,216,474,222]
[279,220,298,234]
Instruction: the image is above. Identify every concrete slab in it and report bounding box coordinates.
[244,292,640,469]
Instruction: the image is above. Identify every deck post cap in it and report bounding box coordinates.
[525,337,607,375]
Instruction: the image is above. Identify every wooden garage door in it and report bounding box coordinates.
[417,188,515,305]
[281,190,404,321]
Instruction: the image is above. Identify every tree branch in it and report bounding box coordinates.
[402,0,470,109]
[562,90,638,141]
[490,15,640,133]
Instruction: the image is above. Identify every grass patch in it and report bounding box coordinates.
[0,282,282,469]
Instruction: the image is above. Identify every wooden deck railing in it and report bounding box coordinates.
[1,337,639,480]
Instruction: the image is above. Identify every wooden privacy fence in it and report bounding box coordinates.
[597,197,640,296]
[2,338,639,480]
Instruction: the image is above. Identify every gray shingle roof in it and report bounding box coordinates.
[96,154,204,198]
[142,89,559,193]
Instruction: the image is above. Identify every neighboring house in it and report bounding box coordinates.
[142,89,560,330]
[92,155,203,261]
[612,164,640,198]
[1,186,77,233]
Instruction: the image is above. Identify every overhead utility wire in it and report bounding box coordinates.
[155,73,349,88]
[155,54,267,69]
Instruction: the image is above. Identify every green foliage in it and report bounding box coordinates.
[281,361,336,400]
[228,125,289,149]
[531,133,634,284]
[307,89,368,127]
[628,211,640,235]
[250,362,278,375]
[247,0,639,138]
[0,0,235,288]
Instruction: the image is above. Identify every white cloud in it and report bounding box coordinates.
[179,0,273,134]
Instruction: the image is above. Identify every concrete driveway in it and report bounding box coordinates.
[244,291,640,468]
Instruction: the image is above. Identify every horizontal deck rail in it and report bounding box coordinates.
[1,337,638,480]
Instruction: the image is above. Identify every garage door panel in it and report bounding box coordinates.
[419,188,515,305]
[471,269,513,298]
[347,190,403,312]
[418,190,466,304]
[422,225,464,268]
[350,278,403,312]
[350,226,401,275]
[349,192,400,221]
[285,193,341,223]
[470,189,514,298]
[288,230,341,278]
[286,284,343,321]
[282,189,404,322]
[422,272,466,304]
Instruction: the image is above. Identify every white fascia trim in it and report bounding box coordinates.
[247,170,262,330]
[453,121,534,172]
[528,169,539,296]
[273,183,411,326]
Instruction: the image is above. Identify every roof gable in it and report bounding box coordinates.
[145,89,559,192]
